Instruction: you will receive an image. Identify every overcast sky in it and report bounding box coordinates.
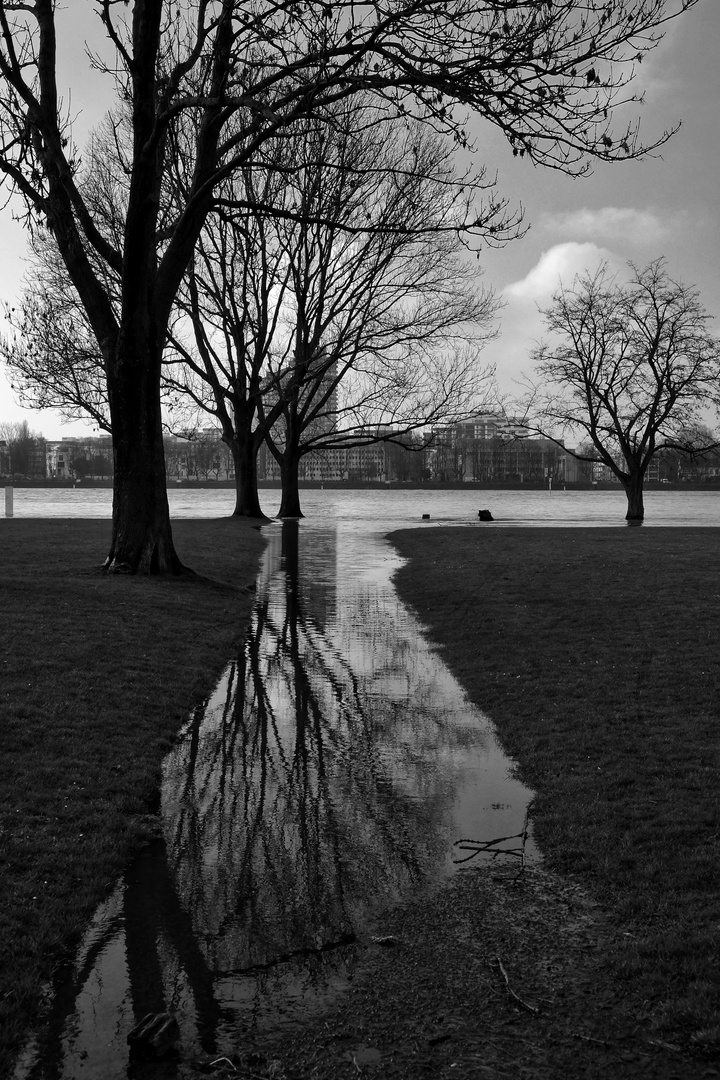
[0,1,717,440]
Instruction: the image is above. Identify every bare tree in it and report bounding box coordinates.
[256,112,500,517]
[518,261,720,520]
[164,158,296,518]
[0,0,698,570]
[166,99,510,518]
[0,419,45,477]
[667,424,720,483]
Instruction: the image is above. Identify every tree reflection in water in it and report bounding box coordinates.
[15,521,533,1079]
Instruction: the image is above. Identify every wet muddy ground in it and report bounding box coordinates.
[179,861,710,1080]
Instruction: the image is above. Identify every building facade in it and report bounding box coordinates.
[46,437,113,479]
[429,414,592,484]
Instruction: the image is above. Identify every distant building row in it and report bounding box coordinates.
[4,418,720,483]
[0,436,114,480]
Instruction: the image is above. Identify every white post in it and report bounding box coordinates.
[5,486,13,518]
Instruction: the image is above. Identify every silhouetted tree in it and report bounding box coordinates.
[519,261,720,520]
[260,112,500,516]
[0,419,45,477]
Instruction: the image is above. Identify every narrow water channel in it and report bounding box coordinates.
[14,521,535,1080]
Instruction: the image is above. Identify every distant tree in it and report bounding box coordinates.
[431,430,466,483]
[663,423,720,483]
[0,0,699,570]
[385,437,428,483]
[66,448,113,479]
[70,455,91,479]
[0,420,45,477]
[89,453,112,479]
[519,261,720,520]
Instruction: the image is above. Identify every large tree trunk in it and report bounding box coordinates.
[105,342,184,575]
[623,470,645,522]
[277,447,304,518]
[229,431,266,518]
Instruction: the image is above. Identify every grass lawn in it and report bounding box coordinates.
[3,519,720,1077]
[0,517,266,1077]
[391,526,720,1056]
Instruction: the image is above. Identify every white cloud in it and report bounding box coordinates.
[502,242,617,302]
[537,206,669,247]
[493,244,621,391]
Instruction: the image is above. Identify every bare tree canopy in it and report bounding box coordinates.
[0,418,45,476]
[164,106,499,518]
[256,111,500,516]
[519,259,720,520]
[0,0,699,570]
[1,235,112,433]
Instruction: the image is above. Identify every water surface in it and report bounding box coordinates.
[6,484,720,525]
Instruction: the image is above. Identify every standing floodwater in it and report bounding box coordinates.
[14,521,534,1080]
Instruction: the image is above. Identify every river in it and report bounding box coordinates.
[6,483,720,525]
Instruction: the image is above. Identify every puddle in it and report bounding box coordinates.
[14,521,535,1079]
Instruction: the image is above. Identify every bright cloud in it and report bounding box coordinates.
[537,206,669,247]
[502,242,617,302]
[493,244,621,391]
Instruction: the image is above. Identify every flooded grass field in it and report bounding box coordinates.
[14,521,535,1079]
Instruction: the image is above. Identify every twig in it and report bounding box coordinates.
[453,831,525,863]
[496,956,540,1015]
[454,806,534,867]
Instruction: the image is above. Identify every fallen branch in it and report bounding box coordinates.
[453,831,524,863]
[454,808,532,866]
[496,956,540,1015]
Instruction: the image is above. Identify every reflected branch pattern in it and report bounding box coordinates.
[163,523,465,983]
[16,522,528,1079]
